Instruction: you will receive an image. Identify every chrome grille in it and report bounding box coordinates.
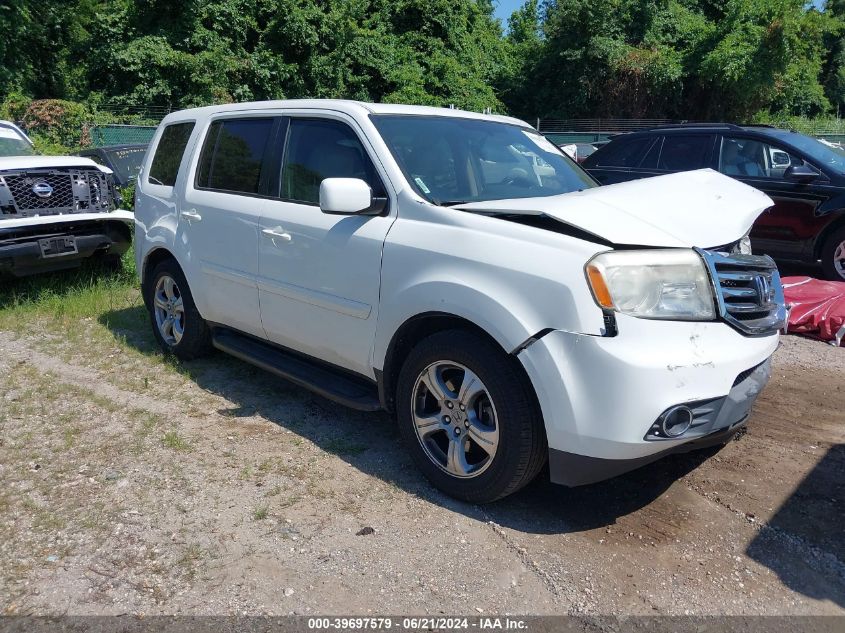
[699,249,786,337]
[0,169,115,217]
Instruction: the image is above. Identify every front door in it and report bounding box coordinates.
[258,115,394,377]
[717,136,833,259]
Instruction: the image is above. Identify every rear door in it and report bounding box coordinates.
[583,135,657,184]
[650,134,717,176]
[258,114,395,377]
[180,115,278,337]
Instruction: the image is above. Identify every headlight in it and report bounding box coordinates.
[585,249,716,320]
[737,234,752,255]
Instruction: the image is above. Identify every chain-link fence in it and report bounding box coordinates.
[88,124,158,147]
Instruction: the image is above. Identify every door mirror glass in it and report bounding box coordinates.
[319,178,373,215]
[783,162,821,182]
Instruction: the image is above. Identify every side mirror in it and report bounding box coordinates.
[784,163,820,182]
[319,178,379,215]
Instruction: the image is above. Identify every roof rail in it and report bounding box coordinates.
[644,122,745,132]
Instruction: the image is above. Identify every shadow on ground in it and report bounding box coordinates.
[746,443,845,608]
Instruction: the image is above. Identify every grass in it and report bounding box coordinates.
[252,505,269,521]
[177,543,206,581]
[161,430,191,452]
[0,249,139,329]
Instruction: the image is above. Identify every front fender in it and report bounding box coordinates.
[374,281,540,367]
[372,216,608,370]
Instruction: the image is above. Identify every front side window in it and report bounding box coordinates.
[281,118,385,204]
[719,137,803,179]
[148,122,195,187]
[762,130,845,175]
[658,135,714,171]
[372,115,594,205]
[197,118,274,194]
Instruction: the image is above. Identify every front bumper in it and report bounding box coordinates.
[0,213,133,277]
[517,314,778,486]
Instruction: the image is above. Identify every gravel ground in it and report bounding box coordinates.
[0,322,842,616]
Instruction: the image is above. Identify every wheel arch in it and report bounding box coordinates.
[141,247,180,308]
[377,311,542,417]
[814,212,845,259]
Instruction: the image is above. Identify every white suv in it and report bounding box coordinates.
[135,101,785,502]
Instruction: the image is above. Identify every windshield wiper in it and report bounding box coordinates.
[438,200,472,207]
[148,176,165,186]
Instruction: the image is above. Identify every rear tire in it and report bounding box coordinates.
[146,259,212,360]
[821,226,845,282]
[396,329,547,503]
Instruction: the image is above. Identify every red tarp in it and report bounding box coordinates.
[782,276,845,346]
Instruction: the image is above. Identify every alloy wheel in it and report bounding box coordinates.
[153,274,185,346]
[411,361,499,478]
[834,239,845,279]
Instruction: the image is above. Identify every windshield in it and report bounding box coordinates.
[103,146,147,183]
[0,125,35,157]
[371,115,596,205]
[765,130,845,174]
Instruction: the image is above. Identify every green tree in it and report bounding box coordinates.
[501,0,838,121]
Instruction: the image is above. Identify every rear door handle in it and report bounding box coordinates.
[182,209,202,222]
[262,227,292,242]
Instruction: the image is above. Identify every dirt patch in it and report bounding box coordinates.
[0,329,843,616]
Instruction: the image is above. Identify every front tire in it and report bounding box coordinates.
[396,329,546,503]
[821,226,845,282]
[146,259,212,360]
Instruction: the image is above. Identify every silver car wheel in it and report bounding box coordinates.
[411,361,499,479]
[834,239,845,278]
[153,274,185,347]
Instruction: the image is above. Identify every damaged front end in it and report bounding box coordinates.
[0,167,117,217]
[0,159,132,277]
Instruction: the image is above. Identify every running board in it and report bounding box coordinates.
[211,329,382,411]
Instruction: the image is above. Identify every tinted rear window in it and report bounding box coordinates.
[591,137,651,167]
[197,118,274,194]
[148,122,195,186]
[658,135,713,171]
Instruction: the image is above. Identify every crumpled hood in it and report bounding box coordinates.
[0,155,113,175]
[456,169,773,248]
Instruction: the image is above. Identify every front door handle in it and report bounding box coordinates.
[182,209,202,222]
[262,227,292,242]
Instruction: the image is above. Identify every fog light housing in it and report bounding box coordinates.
[660,406,694,437]
[646,405,695,439]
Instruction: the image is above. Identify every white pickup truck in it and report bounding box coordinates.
[134,101,786,503]
[0,120,133,277]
